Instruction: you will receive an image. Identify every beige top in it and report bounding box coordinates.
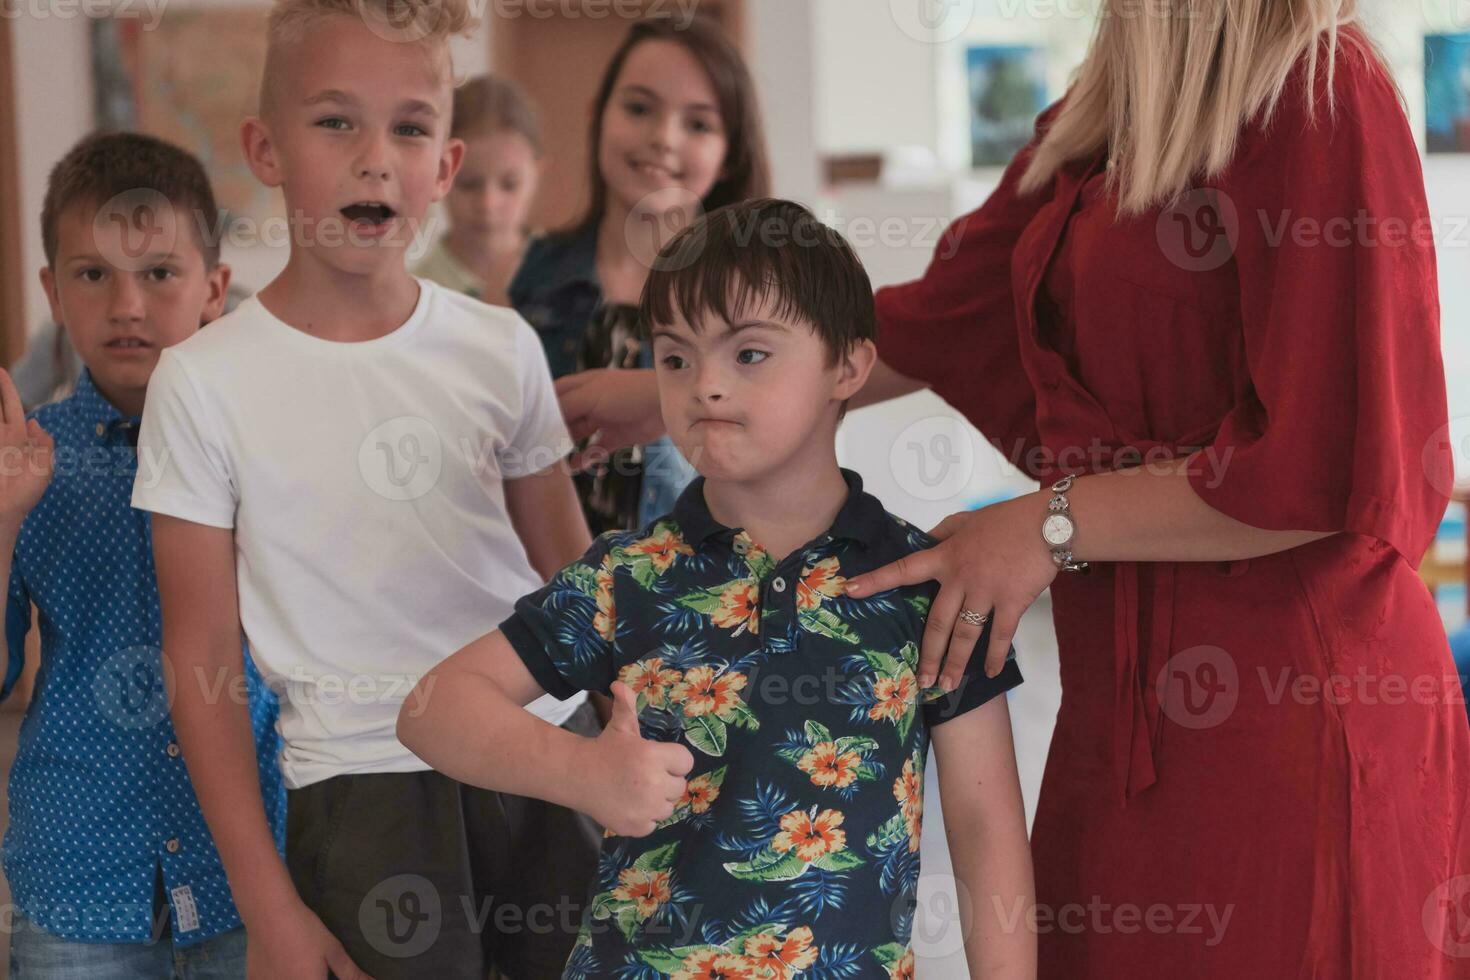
[413,237,486,300]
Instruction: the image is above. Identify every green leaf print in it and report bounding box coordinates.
[799,605,862,644]
[907,594,932,617]
[866,812,909,853]
[633,841,680,873]
[636,946,697,973]
[683,714,729,756]
[561,562,600,595]
[810,849,866,872]
[676,585,732,616]
[723,846,810,882]
[863,649,906,676]
[614,903,643,943]
[726,698,761,731]
[628,558,660,592]
[873,942,906,968]
[804,720,833,744]
[833,734,878,755]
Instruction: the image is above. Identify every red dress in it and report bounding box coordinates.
[875,39,1470,978]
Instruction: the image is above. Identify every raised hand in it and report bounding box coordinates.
[0,368,53,530]
[581,680,695,837]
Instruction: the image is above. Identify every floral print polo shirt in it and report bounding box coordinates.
[499,467,1023,979]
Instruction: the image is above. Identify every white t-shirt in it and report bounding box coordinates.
[133,278,585,788]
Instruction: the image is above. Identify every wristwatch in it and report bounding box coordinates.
[1041,474,1089,573]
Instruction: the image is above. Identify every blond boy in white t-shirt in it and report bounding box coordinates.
[131,0,602,976]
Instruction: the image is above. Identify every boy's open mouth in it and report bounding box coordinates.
[340,201,396,226]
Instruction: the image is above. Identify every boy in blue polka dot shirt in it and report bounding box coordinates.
[0,132,284,978]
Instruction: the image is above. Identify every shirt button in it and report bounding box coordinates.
[94,423,105,437]
[165,838,180,854]
[771,577,786,593]
[733,539,748,556]
[166,742,181,758]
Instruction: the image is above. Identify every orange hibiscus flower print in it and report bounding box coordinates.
[625,526,694,573]
[671,666,748,720]
[894,756,924,851]
[772,808,847,863]
[680,771,722,813]
[868,671,916,723]
[610,867,671,920]
[710,580,760,635]
[796,556,846,612]
[744,926,818,979]
[619,657,682,708]
[672,949,762,980]
[592,556,616,642]
[888,946,916,980]
[797,741,862,789]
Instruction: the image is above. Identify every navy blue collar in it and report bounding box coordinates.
[671,467,886,551]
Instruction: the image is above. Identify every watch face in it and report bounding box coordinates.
[1042,513,1075,547]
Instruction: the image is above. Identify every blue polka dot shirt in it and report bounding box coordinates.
[2,369,285,947]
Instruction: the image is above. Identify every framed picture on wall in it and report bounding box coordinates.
[1426,32,1470,153]
[966,43,1047,168]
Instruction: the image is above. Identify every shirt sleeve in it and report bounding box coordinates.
[498,531,621,700]
[499,317,576,479]
[3,561,30,701]
[130,350,238,529]
[873,101,1064,467]
[1186,42,1451,568]
[922,614,1024,727]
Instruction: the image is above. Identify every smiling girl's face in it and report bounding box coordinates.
[597,39,729,227]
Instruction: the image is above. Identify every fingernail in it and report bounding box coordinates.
[843,582,860,594]
[986,666,999,678]
[918,673,934,688]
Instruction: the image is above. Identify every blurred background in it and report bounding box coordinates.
[1,1,1468,974]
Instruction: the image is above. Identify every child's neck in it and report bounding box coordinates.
[594,198,657,305]
[701,451,851,565]
[90,373,144,419]
[445,226,525,281]
[258,251,420,342]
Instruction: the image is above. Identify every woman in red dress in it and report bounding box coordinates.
[838,9,1470,980]
[555,4,1469,974]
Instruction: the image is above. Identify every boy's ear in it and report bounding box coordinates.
[240,116,283,188]
[200,263,232,325]
[431,137,466,204]
[833,338,878,402]
[38,265,64,330]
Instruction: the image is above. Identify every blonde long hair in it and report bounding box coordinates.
[1019,0,1392,215]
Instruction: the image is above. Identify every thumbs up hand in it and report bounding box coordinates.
[580,681,696,837]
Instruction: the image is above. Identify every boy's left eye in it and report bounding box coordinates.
[736,349,769,365]
[395,123,428,137]
[145,267,176,282]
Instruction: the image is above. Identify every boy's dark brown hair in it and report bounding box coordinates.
[451,74,542,153]
[41,131,221,269]
[639,198,877,367]
[561,13,771,242]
